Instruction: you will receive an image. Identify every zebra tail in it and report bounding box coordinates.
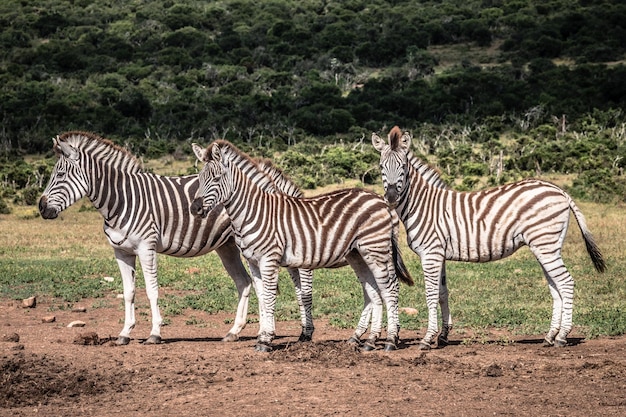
[392,234,414,286]
[569,198,607,273]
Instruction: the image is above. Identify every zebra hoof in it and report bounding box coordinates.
[143,335,162,345]
[362,341,377,351]
[384,342,398,351]
[298,333,312,342]
[346,336,361,345]
[116,336,131,346]
[554,338,568,347]
[437,336,449,347]
[543,337,555,347]
[222,332,239,342]
[418,340,432,351]
[254,343,273,353]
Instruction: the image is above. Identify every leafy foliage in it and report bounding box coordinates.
[0,0,625,201]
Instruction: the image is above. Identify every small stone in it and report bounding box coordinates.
[116,294,124,299]
[22,296,36,308]
[72,305,87,313]
[399,307,419,315]
[42,315,56,323]
[103,276,114,283]
[2,332,19,342]
[67,320,86,328]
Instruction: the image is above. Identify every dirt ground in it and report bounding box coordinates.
[1,297,625,417]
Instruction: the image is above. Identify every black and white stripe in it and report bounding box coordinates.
[373,126,606,349]
[192,142,414,351]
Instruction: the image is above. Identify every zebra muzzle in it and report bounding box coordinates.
[190,197,207,217]
[38,196,59,219]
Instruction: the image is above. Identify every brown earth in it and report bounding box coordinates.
[1,297,625,417]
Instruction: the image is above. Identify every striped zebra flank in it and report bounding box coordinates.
[37,131,305,345]
[373,126,606,350]
[192,142,413,352]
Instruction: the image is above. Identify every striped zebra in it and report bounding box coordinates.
[191,142,414,351]
[192,140,319,341]
[194,140,398,350]
[37,131,310,345]
[372,126,606,349]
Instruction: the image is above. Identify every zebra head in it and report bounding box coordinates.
[39,136,90,219]
[191,143,232,218]
[372,126,412,208]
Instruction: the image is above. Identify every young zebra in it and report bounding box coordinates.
[373,126,606,349]
[191,142,414,351]
[38,131,310,345]
[192,140,321,340]
[194,140,398,350]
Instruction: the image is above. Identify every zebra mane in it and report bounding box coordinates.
[406,150,448,189]
[209,139,302,197]
[388,126,403,151]
[56,131,142,173]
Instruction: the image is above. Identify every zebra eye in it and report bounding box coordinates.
[56,171,66,179]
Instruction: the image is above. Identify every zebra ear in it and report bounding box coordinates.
[55,138,79,161]
[399,132,411,151]
[371,133,386,152]
[211,143,222,163]
[191,143,207,162]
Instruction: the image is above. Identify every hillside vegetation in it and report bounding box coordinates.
[1,0,625,210]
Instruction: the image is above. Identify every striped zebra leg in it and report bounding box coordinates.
[254,259,281,352]
[419,253,446,350]
[215,242,254,342]
[137,248,163,345]
[114,249,138,345]
[345,253,385,350]
[537,257,575,347]
[437,266,453,347]
[287,268,315,342]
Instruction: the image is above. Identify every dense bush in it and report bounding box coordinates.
[0,0,624,204]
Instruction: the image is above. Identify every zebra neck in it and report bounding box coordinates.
[221,165,272,232]
[87,161,145,222]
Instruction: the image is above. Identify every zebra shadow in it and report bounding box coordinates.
[155,334,291,345]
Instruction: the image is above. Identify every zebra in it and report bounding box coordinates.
[372,126,606,349]
[191,142,414,352]
[192,140,320,340]
[194,140,401,350]
[37,131,310,345]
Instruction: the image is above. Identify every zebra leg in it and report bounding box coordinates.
[215,241,254,342]
[363,281,384,351]
[420,255,445,350]
[378,264,401,351]
[247,260,267,338]
[287,268,315,342]
[254,259,281,352]
[535,252,575,347]
[346,252,383,350]
[137,248,163,344]
[114,249,137,345]
[437,265,453,347]
[543,274,562,346]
